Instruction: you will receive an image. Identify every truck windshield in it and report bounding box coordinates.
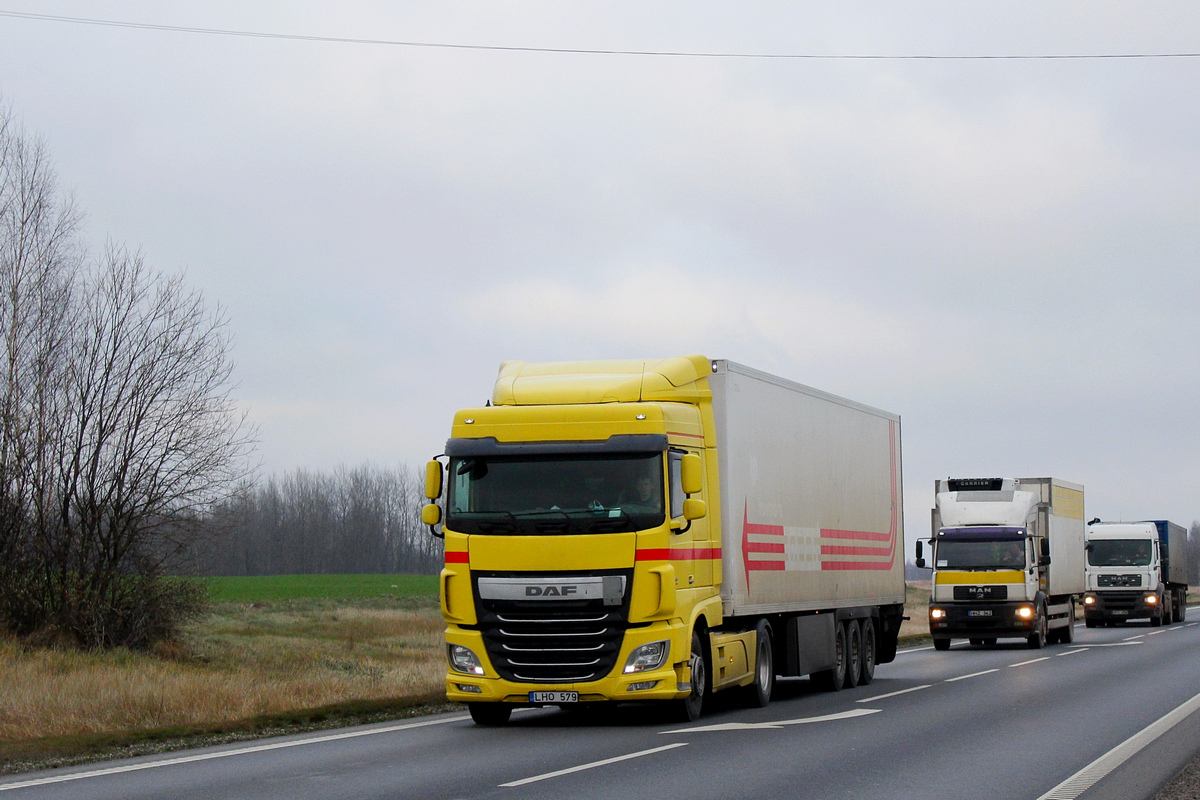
[1088,539,1152,567]
[446,453,664,535]
[935,539,1026,570]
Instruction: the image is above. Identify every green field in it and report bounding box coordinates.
[204,574,439,603]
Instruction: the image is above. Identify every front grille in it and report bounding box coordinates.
[954,585,1008,601]
[473,571,632,684]
[1098,574,1142,588]
[1098,589,1143,610]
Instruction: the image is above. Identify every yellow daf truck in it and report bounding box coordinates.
[422,356,906,725]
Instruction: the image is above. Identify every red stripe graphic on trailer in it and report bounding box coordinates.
[820,419,899,571]
[742,503,785,586]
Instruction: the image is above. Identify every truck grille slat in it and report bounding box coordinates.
[474,570,632,684]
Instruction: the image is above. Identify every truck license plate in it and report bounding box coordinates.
[1113,610,1129,615]
[968,610,993,617]
[529,691,578,703]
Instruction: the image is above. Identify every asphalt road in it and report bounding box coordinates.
[5,612,1200,800]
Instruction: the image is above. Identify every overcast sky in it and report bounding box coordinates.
[1,2,1197,553]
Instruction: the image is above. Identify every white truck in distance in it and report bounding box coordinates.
[918,477,1085,650]
[1083,520,1189,627]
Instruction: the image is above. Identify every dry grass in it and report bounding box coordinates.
[0,597,445,742]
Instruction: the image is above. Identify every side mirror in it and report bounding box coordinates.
[424,460,443,499]
[1040,538,1051,565]
[683,498,707,521]
[915,557,926,569]
[680,454,703,495]
[422,503,442,526]
[915,541,924,560]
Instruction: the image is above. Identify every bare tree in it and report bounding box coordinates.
[0,100,255,648]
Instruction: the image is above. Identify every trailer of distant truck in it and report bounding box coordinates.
[422,356,906,724]
[919,477,1085,649]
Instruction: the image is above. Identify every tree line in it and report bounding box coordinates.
[0,101,254,648]
[200,464,442,577]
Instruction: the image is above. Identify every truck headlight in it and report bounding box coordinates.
[623,640,670,673]
[930,608,946,620]
[448,644,485,675]
[1016,606,1034,619]
[1083,595,1096,605]
[1145,594,1158,605]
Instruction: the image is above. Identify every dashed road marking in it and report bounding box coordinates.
[662,708,880,733]
[1123,634,1145,641]
[856,685,932,703]
[1058,648,1089,656]
[945,669,999,683]
[1010,657,1051,668]
[501,743,689,787]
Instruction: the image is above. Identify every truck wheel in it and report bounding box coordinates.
[933,637,950,651]
[1061,603,1075,643]
[1179,594,1187,622]
[859,618,877,685]
[744,620,774,708]
[468,703,512,726]
[1085,618,1097,629]
[812,622,849,690]
[677,631,708,721]
[1027,608,1047,649]
[844,622,862,689]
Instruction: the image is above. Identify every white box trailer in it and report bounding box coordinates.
[711,360,906,616]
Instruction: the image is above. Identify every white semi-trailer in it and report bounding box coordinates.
[1083,520,1189,627]
[918,477,1085,649]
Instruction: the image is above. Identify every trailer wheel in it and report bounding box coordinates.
[468,703,512,726]
[1179,592,1187,622]
[844,622,862,689]
[932,637,950,651]
[744,620,774,708]
[812,623,849,690]
[677,631,708,721]
[859,618,877,686]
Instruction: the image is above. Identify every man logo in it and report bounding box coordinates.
[526,585,579,597]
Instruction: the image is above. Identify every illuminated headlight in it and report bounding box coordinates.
[448,644,485,675]
[1083,596,1096,605]
[930,608,946,620]
[1016,606,1034,619]
[1145,594,1158,605]
[623,640,670,674]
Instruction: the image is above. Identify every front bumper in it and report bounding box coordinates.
[1083,591,1159,621]
[928,602,1038,639]
[445,621,691,705]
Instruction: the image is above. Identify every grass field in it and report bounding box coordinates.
[204,574,439,602]
[0,574,445,774]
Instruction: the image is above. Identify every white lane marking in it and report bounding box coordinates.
[661,708,880,733]
[1010,657,1050,668]
[855,685,932,703]
[1148,630,1166,636]
[945,669,999,683]
[1123,634,1145,641]
[1058,648,1089,656]
[1070,642,1142,647]
[0,715,471,792]
[895,645,934,655]
[500,743,688,787]
[1037,689,1200,800]
[1188,623,1199,628]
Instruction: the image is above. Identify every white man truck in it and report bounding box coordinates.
[1083,520,1188,627]
[918,477,1085,650]
[422,356,906,725]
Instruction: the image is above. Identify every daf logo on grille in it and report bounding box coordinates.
[526,585,579,597]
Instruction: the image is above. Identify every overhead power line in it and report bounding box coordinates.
[1,9,1198,60]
